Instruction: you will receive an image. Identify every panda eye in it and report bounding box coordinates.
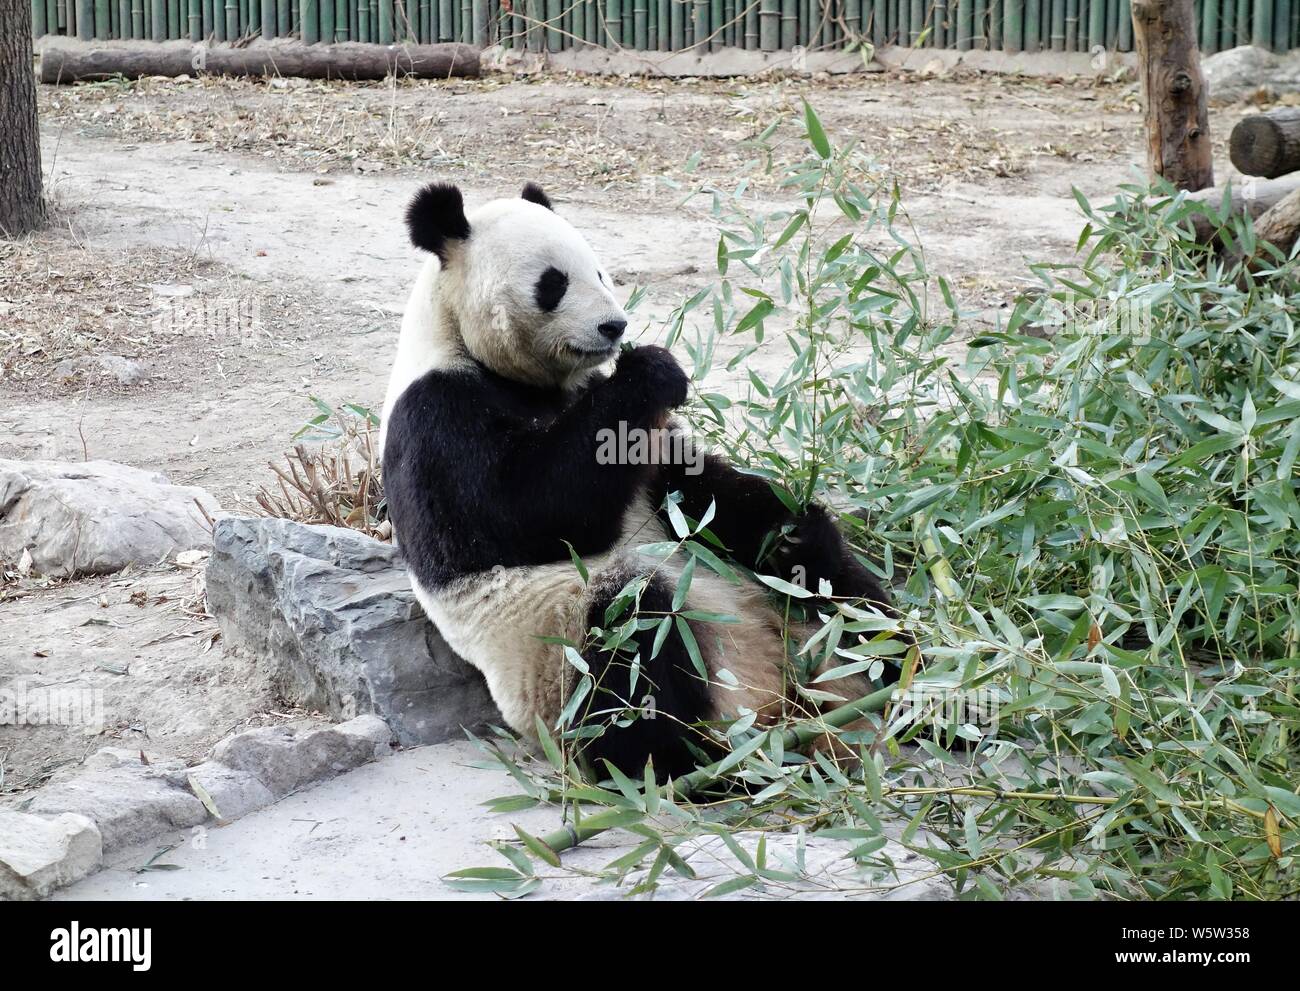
[535,266,568,313]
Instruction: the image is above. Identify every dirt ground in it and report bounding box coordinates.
[0,65,1265,795]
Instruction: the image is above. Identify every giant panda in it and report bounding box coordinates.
[380,181,902,779]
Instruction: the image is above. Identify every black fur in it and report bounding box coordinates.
[405,182,470,263]
[534,266,569,312]
[521,182,554,210]
[579,572,716,779]
[383,345,689,590]
[654,456,896,616]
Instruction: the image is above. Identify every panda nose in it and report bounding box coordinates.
[598,319,627,342]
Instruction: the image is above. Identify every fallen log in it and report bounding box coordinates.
[1230,109,1300,180]
[39,39,479,84]
[1185,173,1300,245]
[1245,186,1300,264]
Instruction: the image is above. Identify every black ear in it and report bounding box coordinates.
[405,182,470,262]
[521,182,553,211]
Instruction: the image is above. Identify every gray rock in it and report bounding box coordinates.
[21,716,395,859]
[0,811,103,901]
[205,517,501,746]
[211,715,393,801]
[23,754,209,851]
[0,459,220,577]
[184,762,275,821]
[1204,46,1300,103]
[53,354,146,387]
[588,828,954,901]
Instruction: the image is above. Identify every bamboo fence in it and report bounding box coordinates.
[30,0,1300,55]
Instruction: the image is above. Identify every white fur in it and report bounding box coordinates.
[382,191,799,746]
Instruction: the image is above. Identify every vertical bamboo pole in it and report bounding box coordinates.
[649,0,659,45]
[1277,0,1292,50]
[1086,0,1101,45]
[989,0,1001,46]
[670,0,682,45]
[605,0,620,42]
[1049,0,1063,44]
[1199,0,1216,51]
[955,0,969,46]
[743,0,756,45]
[1003,0,1021,49]
[1118,0,1130,47]
[90,0,105,37]
[973,0,985,45]
[1235,0,1248,41]
[1254,0,1274,46]
[32,0,46,36]
[759,0,775,45]
[709,0,719,46]
[908,0,920,43]
[1022,0,1037,47]
[657,0,668,48]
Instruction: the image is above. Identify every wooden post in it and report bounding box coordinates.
[1131,0,1214,191]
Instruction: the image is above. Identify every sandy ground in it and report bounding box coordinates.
[0,67,1265,800]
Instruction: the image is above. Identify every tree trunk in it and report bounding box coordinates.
[40,39,480,83]
[1230,109,1300,179]
[0,0,45,237]
[1131,0,1214,192]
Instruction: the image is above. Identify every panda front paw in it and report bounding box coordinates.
[613,345,689,414]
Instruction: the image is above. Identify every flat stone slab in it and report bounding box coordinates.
[20,716,394,856]
[205,517,501,746]
[0,458,219,577]
[0,811,103,901]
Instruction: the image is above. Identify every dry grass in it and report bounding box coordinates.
[255,411,389,540]
[36,69,1143,194]
[0,234,205,392]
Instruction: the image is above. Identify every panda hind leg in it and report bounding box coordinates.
[576,566,717,781]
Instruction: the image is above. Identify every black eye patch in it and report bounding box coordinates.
[535,266,568,313]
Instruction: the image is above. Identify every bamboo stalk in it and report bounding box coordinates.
[536,684,901,858]
[759,0,776,46]
[973,0,985,45]
[1236,0,1248,42]
[1255,0,1274,47]
[1004,0,1020,49]
[657,0,668,48]
[1023,0,1038,49]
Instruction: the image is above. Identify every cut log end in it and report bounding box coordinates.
[1230,109,1300,180]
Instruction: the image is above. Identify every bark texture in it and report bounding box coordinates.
[40,39,480,83]
[0,0,45,236]
[1131,0,1214,192]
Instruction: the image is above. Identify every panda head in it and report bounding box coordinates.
[405,181,628,389]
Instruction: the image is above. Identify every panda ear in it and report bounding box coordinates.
[405,182,471,262]
[520,182,553,211]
